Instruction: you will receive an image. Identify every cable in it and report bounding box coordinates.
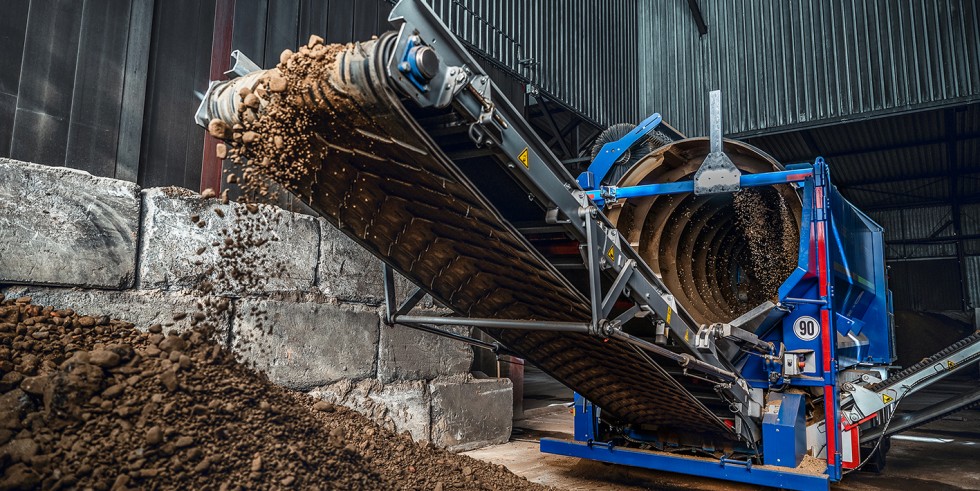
[845,346,980,474]
[842,381,916,475]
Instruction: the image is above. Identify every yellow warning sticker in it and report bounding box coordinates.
[606,246,615,262]
[684,329,689,342]
[666,307,673,324]
[882,394,894,404]
[947,360,956,369]
[518,147,529,168]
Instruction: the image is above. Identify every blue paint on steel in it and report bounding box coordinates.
[540,438,829,490]
[762,393,807,468]
[572,393,594,442]
[578,112,663,190]
[553,157,891,484]
[586,168,812,204]
[397,37,429,92]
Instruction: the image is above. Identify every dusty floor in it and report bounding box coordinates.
[465,379,980,490]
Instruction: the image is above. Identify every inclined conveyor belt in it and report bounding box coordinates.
[287,35,739,442]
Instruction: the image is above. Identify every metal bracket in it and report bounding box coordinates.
[224,50,261,78]
[693,90,741,195]
[388,24,470,108]
[468,105,504,147]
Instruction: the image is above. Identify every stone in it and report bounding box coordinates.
[0,287,231,335]
[315,220,423,305]
[377,321,473,383]
[3,437,39,462]
[0,159,140,288]
[232,298,379,389]
[309,378,430,442]
[312,400,334,412]
[138,187,319,294]
[88,350,121,368]
[429,376,513,451]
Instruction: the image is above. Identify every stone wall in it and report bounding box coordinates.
[0,158,512,450]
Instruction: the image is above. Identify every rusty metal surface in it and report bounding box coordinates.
[288,36,738,441]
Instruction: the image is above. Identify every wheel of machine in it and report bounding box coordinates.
[606,138,803,326]
[859,436,890,473]
[590,123,673,185]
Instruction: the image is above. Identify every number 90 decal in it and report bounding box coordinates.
[793,316,820,341]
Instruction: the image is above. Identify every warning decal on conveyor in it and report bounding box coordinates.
[606,246,615,262]
[518,147,529,167]
[882,394,894,404]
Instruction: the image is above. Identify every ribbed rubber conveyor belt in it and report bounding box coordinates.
[293,38,737,441]
[868,332,980,392]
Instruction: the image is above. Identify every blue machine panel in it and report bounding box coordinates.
[763,393,807,468]
[541,438,829,490]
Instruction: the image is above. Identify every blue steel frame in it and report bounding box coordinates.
[540,438,830,490]
[576,112,663,190]
[544,157,893,488]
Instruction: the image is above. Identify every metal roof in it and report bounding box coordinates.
[640,0,980,138]
[748,102,980,211]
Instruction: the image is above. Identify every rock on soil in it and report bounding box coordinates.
[0,295,546,490]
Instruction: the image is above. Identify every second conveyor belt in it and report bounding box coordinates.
[240,35,740,443]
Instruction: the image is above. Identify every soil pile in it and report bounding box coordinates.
[0,295,546,490]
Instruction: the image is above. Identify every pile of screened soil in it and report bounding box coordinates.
[0,295,547,490]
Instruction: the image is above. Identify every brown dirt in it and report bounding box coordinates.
[0,295,548,490]
[214,38,339,207]
[732,187,799,307]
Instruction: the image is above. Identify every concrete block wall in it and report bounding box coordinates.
[0,158,512,450]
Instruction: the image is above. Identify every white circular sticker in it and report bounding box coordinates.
[793,316,820,341]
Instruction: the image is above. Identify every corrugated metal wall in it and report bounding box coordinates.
[639,0,980,138]
[0,0,155,182]
[420,0,641,126]
[0,0,617,189]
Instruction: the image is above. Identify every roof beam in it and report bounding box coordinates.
[836,164,980,188]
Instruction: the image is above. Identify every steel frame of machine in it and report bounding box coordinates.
[197,1,980,489]
[361,2,886,489]
[378,0,766,445]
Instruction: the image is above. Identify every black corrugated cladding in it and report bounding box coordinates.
[422,0,642,126]
[639,0,980,138]
[2,0,608,189]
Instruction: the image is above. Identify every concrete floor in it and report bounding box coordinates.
[465,377,980,490]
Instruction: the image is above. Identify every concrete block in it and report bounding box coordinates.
[0,159,140,289]
[377,321,474,383]
[430,375,513,451]
[232,298,379,390]
[1,286,229,335]
[316,220,425,305]
[309,378,430,442]
[138,187,319,294]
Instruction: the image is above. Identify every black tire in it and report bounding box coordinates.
[589,124,672,185]
[859,436,890,473]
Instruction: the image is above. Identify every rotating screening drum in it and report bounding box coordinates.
[607,140,803,326]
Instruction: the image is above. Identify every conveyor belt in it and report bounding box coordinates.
[868,332,980,392]
[288,35,738,441]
